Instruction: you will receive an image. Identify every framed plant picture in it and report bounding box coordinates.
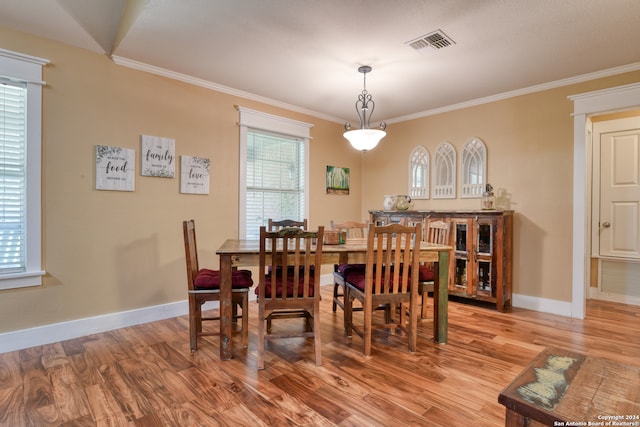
[141,134,175,177]
[326,165,350,195]
[180,155,210,194]
[95,145,135,191]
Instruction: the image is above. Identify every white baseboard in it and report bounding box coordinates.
[0,279,573,354]
[512,293,573,317]
[0,300,191,354]
[0,277,331,354]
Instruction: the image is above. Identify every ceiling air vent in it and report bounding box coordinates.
[406,30,455,51]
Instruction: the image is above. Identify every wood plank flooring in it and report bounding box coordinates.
[1,286,639,426]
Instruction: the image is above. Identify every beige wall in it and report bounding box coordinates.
[1,25,639,334]
[0,27,362,333]
[362,73,640,302]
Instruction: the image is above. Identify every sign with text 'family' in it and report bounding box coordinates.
[141,134,175,178]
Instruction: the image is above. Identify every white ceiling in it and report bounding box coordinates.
[1,0,640,124]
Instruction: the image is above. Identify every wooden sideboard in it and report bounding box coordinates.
[370,209,513,311]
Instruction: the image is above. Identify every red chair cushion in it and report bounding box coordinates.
[256,273,315,298]
[346,269,414,293]
[419,265,435,282]
[270,265,314,276]
[335,263,366,280]
[194,268,253,290]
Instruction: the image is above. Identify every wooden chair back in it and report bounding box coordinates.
[183,219,200,292]
[425,219,451,245]
[330,220,368,239]
[365,223,421,298]
[418,218,452,319]
[257,225,324,369]
[329,220,369,312]
[344,223,421,356]
[267,218,308,231]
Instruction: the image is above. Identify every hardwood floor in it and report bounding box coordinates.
[1,286,639,426]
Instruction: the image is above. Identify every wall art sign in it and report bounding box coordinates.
[95,145,135,191]
[180,155,210,194]
[141,134,175,177]
[326,165,350,195]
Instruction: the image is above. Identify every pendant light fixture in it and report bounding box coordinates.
[343,65,387,151]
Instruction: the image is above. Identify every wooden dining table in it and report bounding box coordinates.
[216,237,452,360]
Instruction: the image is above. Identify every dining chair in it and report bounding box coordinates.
[183,220,253,352]
[418,219,451,319]
[256,225,324,369]
[329,220,368,315]
[344,223,421,356]
[267,218,308,231]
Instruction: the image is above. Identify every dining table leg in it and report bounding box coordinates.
[219,253,233,360]
[433,249,449,344]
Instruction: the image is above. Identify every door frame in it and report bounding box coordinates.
[570,82,640,319]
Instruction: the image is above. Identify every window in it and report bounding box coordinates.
[0,49,47,290]
[460,137,487,198]
[409,146,430,199]
[238,107,312,239]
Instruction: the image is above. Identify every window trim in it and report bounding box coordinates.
[0,48,48,290]
[237,107,312,239]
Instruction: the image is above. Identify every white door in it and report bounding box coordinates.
[598,118,640,258]
[594,116,640,302]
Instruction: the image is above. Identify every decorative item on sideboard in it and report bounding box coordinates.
[383,195,395,210]
[383,194,413,211]
[394,195,412,210]
[482,183,496,210]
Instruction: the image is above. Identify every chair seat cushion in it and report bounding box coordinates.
[346,270,414,293]
[256,274,316,298]
[419,265,435,282]
[270,265,314,277]
[194,268,253,290]
[335,263,366,278]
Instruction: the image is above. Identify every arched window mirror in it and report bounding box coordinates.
[433,142,456,199]
[409,146,429,199]
[460,137,487,198]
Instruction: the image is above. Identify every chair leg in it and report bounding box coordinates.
[189,296,199,352]
[258,305,265,370]
[232,302,238,324]
[313,305,322,366]
[421,292,429,319]
[344,287,352,336]
[409,296,418,352]
[241,293,249,348]
[332,282,339,312]
[363,299,373,357]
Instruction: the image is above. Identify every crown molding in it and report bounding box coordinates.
[386,62,640,124]
[112,55,640,126]
[111,55,344,124]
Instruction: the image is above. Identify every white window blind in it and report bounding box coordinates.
[0,81,26,273]
[245,130,305,240]
[0,48,47,289]
[237,107,312,240]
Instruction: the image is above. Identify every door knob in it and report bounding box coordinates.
[602,222,611,228]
